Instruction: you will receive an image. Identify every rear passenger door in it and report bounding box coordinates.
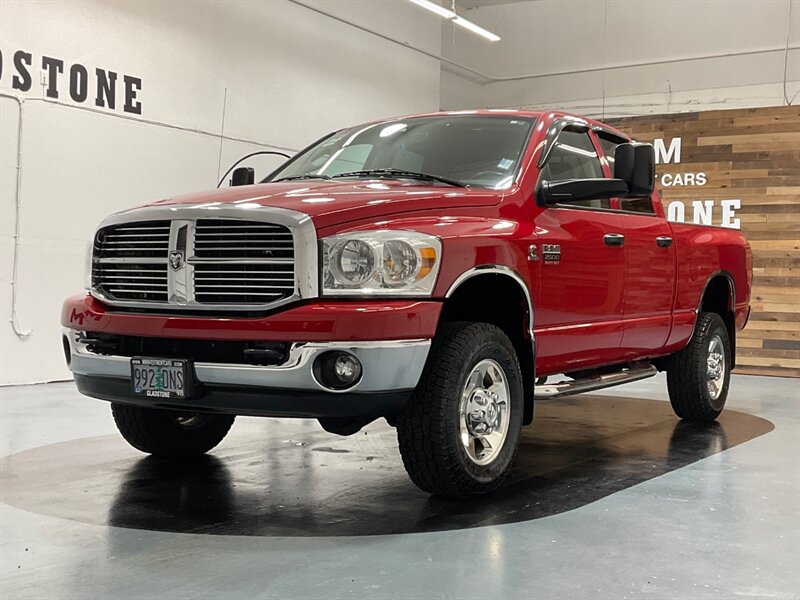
[595,131,677,356]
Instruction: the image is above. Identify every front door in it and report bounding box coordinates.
[531,127,626,376]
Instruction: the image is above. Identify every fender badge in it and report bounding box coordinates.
[542,244,561,264]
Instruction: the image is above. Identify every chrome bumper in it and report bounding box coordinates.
[63,329,430,394]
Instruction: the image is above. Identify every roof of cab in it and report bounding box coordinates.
[360,108,631,142]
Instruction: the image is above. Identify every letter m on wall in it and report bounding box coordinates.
[654,137,681,165]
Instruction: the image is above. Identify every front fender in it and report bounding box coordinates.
[316,214,537,299]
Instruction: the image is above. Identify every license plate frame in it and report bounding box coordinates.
[131,357,190,400]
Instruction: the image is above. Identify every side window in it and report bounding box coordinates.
[597,134,620,171]
[597,131,656,215]
[540,128,607,209]
[619,196,655,214]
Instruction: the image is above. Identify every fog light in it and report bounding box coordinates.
[313,351,363,391]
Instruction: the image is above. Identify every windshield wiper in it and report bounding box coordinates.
[272,174,332,183]
[330,169,467,188]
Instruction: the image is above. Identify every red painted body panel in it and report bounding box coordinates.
[617,212,676,356]
[663,222,752,351]
[530,207,625,375]
[142,180,503,231]
[64,109,752,378]
[61,294,442,342]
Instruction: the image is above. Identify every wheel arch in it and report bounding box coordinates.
[698,270,737,368]
[441,265,535,425]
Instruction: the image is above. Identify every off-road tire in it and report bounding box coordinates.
[111,404,235,457]
[666,312,731,423]
[396,322,524,498]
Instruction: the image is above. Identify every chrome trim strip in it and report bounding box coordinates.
[90,204,318,312]
[64,329,429,394]
[168,219,193,303]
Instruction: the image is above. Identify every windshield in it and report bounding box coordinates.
[266,115,536,189]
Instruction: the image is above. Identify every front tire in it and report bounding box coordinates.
[111,404,235,457]
[396,322,524,498]
[666,312,731,423]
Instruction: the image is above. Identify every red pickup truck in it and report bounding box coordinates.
[62,110,752,498]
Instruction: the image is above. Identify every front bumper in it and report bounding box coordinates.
[64,329,430,417]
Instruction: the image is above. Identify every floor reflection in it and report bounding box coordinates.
[0,395,773,536]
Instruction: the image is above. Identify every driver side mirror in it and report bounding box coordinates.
[230,167,255,187]
[536,141,655,205]
[614,142,655,197]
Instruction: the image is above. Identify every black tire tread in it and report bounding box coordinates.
[396,322,523,498]
[666,312,730,423]
[111,404,235,457]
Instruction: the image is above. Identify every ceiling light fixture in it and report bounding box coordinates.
[408,0,456,19]
[407,0,500,42]
[452,16,501,42]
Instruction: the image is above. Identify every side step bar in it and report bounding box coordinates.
[534,363,658,400]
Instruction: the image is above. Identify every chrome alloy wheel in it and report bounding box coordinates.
[706,334,726,400]
[459,358,511,466]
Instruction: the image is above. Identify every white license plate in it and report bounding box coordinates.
[131,358,188,399]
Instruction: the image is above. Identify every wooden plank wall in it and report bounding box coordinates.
[605,105,800,378]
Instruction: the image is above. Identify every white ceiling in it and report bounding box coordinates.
[456,0,539,9]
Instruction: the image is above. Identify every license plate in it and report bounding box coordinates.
[131,358,189,399]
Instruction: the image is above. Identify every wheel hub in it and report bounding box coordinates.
[459,359,511,466]
[466,390,501,435]
[706,334,726,400]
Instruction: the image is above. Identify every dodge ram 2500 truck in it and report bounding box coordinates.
[62,110,752,498]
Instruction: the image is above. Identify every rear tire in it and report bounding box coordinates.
[396,322,524,498]
[666,312,731,423]
[111,404,235,457]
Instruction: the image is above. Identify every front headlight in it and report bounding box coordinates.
[321,230,441,296]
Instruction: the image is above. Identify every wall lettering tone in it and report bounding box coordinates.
[0,48,143,114]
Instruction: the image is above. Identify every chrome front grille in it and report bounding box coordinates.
[92,263,169,302]
[94,221,171,259]
[91,215,302,310]
[194,219,294,259]
[93,222,170,302]
[194,263,295,304]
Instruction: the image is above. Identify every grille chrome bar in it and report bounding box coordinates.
[189,257,294,264]
[89,205,317,311]
[95,257,168,264]
[195,232,292,237]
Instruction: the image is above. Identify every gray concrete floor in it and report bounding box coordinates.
[1,373,798,599]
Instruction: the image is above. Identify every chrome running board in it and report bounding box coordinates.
[534,363,658,400]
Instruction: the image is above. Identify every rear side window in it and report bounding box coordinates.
[540,128,607,209]
[619,196,655,214]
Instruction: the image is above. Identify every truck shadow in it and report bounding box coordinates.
[0,395,774,537]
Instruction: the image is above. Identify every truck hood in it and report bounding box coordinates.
[137,180,502,229]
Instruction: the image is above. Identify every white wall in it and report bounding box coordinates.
[440,0,800,117]
[0,0,441,385]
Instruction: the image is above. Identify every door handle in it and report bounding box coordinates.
[604,233,625,247]
[656,236,673,248]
